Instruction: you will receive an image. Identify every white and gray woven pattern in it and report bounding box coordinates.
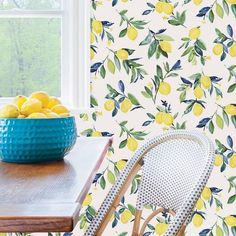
[84,130,215,236]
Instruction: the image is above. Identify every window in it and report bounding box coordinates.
[0,0,90,109]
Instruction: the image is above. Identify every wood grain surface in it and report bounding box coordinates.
[0,137,112,232]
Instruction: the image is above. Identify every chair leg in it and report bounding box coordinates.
[176,224,186,236]
[132,209,142,236]
[96,163,142,236]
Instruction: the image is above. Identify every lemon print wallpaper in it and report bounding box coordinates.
[5,0,236,236]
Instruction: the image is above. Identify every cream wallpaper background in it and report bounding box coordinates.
[13,0,236,235]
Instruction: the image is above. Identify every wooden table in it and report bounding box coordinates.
[0,137,112,232]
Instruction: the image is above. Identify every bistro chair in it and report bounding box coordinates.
[84,130,215,236]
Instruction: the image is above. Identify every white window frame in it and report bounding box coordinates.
[0,0,91,110]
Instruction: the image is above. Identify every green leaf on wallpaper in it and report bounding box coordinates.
[140,32,152,46]
[119,139,127,149]
[144,86,153,97]
[156,65,163,79]
[90,95,98,107]
[231,4,236,18]
[114,55,121,71]
[100,65,106,79]
[107,170,115,185]
[179,91,186,102]
[209,9,215,22]
[107,59,115,74]
[223,0,229,15]
[223,221,229,236]
[181,46,193,57]
[216,225,224,236]
[118,233,128,236]
[227,194,236,204]
[216,114,224,129]
[222,110,229,126]
[156,34,174,41]
[196,39,206,50]
[100,176,106,189]
[127,204,136,215]
[231,227,236,236]
[216,3,224,18]
[119,28,127,38]
[231,115,236,128]
[227,83,236,93]
[209,120,214,134]
[148,40,157,58]
[128,93,140,105]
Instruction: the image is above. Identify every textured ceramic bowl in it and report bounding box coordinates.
[0,116,77,163]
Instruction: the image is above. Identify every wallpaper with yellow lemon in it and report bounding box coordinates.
[76,0,236,235]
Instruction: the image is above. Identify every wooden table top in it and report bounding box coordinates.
[0,137,112,232]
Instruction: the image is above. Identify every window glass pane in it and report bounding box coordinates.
[0,0,61,10]
[0,18,61,97]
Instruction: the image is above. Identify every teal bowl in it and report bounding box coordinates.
[0,116,77,163]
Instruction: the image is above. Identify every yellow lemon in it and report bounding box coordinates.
[195,198,204,210]
[193,103,204,117]
[224,104,236,115]
[229,44,236,57]
[193,214,203,227]
[155,223,169,235]
[225,216,236,226]
[90,32,96,44]
[91,131,102,137]
[214,154,223,167]
[82,194,92,207]
[51,105,69,114]
[155,1,164,13]
[229,155,236,168]
[189,27,201,40]
[163,113,174,126]
[127,26,138,41]
[120,98,132,113]
[120,210,132,224]
[201,187,211,200]
[122,0,129,2]
[21,98,42,116]
[213,44,223,56]
[92,20,103,34]
[200,75,211,89]
[18,114,26,118]
[59,113,70,118]
[30,91,50,108]
[116,49,129,60]
[46,112,60,118]
[47,97,61,109]
[90,48,95,60]
[116,160,127,171]
[104,99,115,111]
[27,112,47,118]
[226,0,236,3]
[155,111,165,124]
[127,137,138,152]
[162,2,174,15]
[41,108,51,114]
[0,104,19,118]
[194,86,204,99]
[14,95,27,109]
[193,0,203,5]
[159,41,172,53]
[159,81,171,95]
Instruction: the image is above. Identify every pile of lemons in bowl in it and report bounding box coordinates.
[0,91,70,119]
